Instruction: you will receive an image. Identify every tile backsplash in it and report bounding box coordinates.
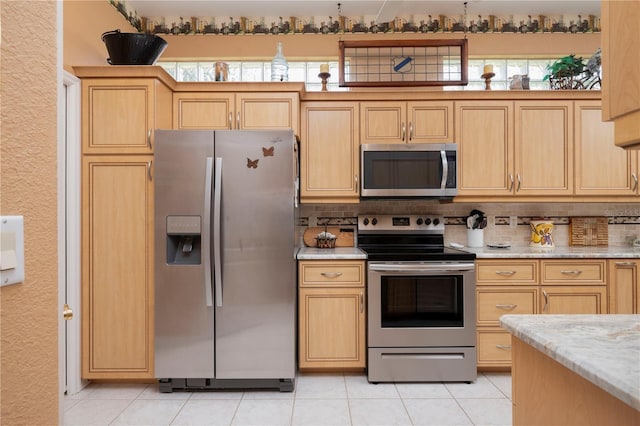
[299,201,640,247]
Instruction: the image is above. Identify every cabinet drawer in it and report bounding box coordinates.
[541,260,606,284]
[299,261,365,287]
[477,330,512,365]
[477,288,537,326]
[476,260,538,285]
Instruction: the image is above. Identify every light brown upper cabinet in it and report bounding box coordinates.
[457,101,573,198]
[173,92,299,135]
[574,101,639,196]
[601,0,640,149]
[360,101,453,144]
[82,78,172,154]
[514,101,573,196]
[456,101,514,196]
[300,102,360,203]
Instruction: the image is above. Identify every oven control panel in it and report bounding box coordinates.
[358,215,445,233]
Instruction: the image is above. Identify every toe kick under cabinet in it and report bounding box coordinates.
[476,258,608,369]
[298,260,366,370]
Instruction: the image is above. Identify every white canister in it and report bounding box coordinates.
[467,229,484,248]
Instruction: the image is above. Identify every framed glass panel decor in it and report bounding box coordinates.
[339,40,468,87]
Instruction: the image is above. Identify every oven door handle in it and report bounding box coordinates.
[368,263,475,273]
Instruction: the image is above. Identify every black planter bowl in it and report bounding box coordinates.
[102,29,168,65]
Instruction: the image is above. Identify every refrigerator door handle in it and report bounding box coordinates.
[203,157,214,307]
[214,157,223,307]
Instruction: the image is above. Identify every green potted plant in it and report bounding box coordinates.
[543,54,586,89]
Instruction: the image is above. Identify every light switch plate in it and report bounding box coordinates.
[0,216,25,287]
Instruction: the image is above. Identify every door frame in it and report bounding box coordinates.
[58,69,83,405]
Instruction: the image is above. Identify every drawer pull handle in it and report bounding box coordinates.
[495,270,516,276]
[615,262,636,266]
[496,344,512,350]
[560,270,582,276]
[321,272,343,279]
[495,304,517,310]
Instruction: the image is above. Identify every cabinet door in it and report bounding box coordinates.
[601,0,640,149]
[301,102,360,203]
[360,102,406,144]
[456,101,514,196]
[574,101,638,196]
[82,78,171,154]
[408,101,454,143]
[515,101,573,195]
[237,92,299,134]
[173,93,235,129]
[609,259,639,314]
[299,288,366,369]
[540,286,607,314]
[82,156,154,379]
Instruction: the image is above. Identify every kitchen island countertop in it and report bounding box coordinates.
[297,247,367,260]
[500,314,640,411]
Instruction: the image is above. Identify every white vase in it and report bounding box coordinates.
[270,42,288,82]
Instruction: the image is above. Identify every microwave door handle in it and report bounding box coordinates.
[440,150,448,191]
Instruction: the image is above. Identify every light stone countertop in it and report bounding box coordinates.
[462,245,640,258]
[500,314,640,411]
[296,247,367,260]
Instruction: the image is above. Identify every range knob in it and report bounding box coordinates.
[371,218,378,225]
[433,218,440,226]
[424,218,432,225]
[416,218,423,225]
[363,218,370,225]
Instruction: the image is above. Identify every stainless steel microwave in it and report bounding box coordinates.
[360,143,458,198]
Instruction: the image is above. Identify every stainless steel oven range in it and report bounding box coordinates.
[358,215,477,383]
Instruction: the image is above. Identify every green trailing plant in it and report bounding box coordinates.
[544,54,587,89]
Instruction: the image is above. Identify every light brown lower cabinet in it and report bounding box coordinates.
[609,259,639,314]
[298,260,366,370]
[476,259,609,370]
[82,156,154,379]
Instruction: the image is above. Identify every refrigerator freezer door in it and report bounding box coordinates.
[213,130,296,380]
[154,130,215,379]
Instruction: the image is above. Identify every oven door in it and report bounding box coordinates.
[368,261,476,348]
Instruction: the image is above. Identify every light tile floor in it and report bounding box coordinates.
[64,372,512,426]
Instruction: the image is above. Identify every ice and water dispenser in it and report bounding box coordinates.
[166,215,202,265]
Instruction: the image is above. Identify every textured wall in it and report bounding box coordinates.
[0,1,59,424]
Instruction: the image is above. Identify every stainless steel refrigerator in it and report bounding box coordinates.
[154,130,297,392]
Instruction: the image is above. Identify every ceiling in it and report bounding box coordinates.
[127,1,600,21]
